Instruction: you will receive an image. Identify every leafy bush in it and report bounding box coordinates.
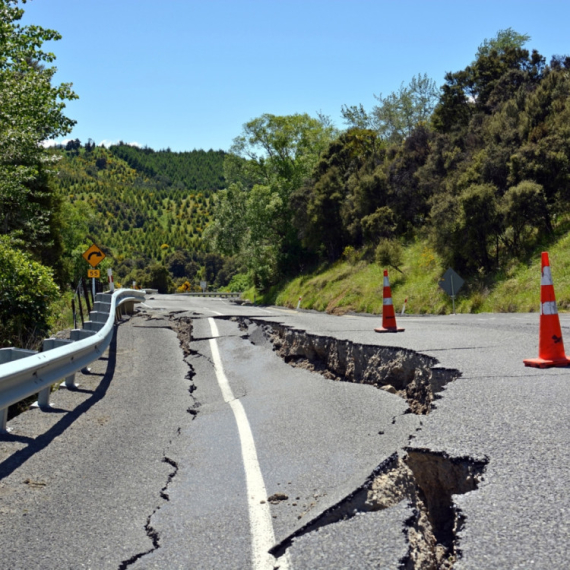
[225,273,251,292]
[375,239,403,271]
[176,280,192,293]
[342,246,358,265]
[145,263,174,293]
[0,238,59,347]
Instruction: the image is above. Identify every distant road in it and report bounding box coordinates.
[1,295,568,569]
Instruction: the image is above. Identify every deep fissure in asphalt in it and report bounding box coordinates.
[237,317,458,415]
[269,450,487,570]
[371,450,488,570]
[235,317,488,569]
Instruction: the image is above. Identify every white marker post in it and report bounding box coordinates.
[296,296,302,310]
[108,268,114,292]
[401,297,408,315]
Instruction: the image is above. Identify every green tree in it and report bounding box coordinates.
[342,74,438,143]
[501,181,551,254]
[431,184,502,273]
[0,236,59,347]
[475,27,530,60]
[209,114,335,288]
[204,183,248,256]
[145,264,173,293]
[432,29,543,132]
[228,113,336,191]
[0,0,77,283]
[292,129,384,260]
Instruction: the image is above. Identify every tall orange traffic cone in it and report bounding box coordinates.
[375,270,404,333]
[524,252,570,368]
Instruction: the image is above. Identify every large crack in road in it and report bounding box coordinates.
[235,317,459,415]
[231,316,489,569]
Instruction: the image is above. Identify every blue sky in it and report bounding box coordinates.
[22,0,570,152]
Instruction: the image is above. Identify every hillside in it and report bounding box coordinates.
[50,143,235,290]
[209,32,570,315]
[269,231,570,315]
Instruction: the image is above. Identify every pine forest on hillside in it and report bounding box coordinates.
[109,144,226,192]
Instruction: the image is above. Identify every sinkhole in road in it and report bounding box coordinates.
[232,317,488,569]
[236,318,459,415]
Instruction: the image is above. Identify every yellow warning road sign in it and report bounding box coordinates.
[88,269,100,278]
[83,244,106,267]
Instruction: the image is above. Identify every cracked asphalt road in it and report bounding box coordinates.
[1,294,569,569]
[0,313,192,569]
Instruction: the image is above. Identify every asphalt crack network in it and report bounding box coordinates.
[119,314,197,569]
[233,316,488,569]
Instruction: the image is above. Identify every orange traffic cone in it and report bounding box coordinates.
[375,270,404,333]
[524,252,570,368]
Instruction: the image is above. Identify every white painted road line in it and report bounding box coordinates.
[208,319,290,570]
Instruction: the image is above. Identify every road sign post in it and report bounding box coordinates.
[82,244,106,304]
[82,244,106,268]
[438,268,465,314]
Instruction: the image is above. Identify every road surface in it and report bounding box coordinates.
[0,294,568,569]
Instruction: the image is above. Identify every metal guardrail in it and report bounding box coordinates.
[181,292,242,298]
[0,288,145,432]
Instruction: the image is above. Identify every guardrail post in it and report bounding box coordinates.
[37,386,51,409]
[42,338,77,390]
[0,407,7,432]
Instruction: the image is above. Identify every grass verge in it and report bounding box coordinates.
[260,235,570,315]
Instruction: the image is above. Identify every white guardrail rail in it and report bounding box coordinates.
[0,289,146,433]
[181,291,241,298]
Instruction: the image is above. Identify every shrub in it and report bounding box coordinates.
[226,273,251,292]
[342,246,358,265]
[0,238,59,347]
[375,239,403,271]
[176,280,192,293]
